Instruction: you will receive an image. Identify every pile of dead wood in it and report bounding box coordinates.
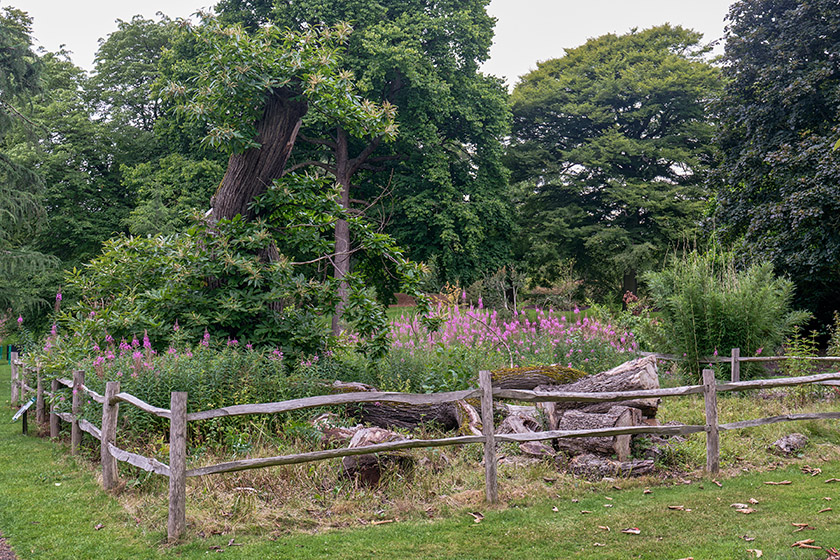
[312,356,665,483]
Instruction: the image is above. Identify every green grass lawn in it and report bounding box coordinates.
[1,363,839,559]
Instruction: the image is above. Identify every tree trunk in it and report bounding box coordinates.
[535,355,661,417]
[331,127,351,336]
[212,90,308,221]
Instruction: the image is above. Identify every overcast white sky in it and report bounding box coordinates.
[13,0,735,88]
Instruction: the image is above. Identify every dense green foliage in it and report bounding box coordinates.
[645,249,810,377]
[508,25,722,296]
[0,7,58,314]
[218,0,515,286]
[712,0,840,319]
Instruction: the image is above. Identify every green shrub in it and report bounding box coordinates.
[645,249,809,378]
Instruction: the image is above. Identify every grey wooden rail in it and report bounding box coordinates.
[642,349,840,382]
[11,357,840,542]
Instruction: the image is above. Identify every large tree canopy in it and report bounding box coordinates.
[712,0,840,318]
[217,0,514,289]
[507,25,722,296]
[0,7,57,313]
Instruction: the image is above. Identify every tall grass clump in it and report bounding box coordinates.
[645,248,809,378]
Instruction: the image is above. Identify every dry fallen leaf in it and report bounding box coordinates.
[621,527,641,535]
[603,504,613,508]
[571,498,580,503]
[467,512,483,524]
[802,465,822,476]
[749,498,759,505]
[735,508,757,514]
[552,506,559,512]
[676,557,694,560]
[764,480,792,485]
[746,549,763,558]
[731,503,750,509]
[580,510,593,514]
[792,523,814,532]
[372,519,395,525]
[94,524,104,531]
[824,497,832,501]
[712,479,722,487]
[740,535,756,542]
[598,525,610,532]
[643,488,652,495]
[818,507,832,513]
[825,478,840,483]
[605,496,613,501]
[792,539,821,549]
[593,542,606,547]
[668,505,687,511]
[227,538,242,547]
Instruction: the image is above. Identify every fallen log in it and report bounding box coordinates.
[329,381,459,430]
[569,453,655,479]
[554,406,641,461]
[535,355,661,417]
[491,365,587,390]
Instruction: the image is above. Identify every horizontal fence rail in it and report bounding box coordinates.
[9,350,840,542]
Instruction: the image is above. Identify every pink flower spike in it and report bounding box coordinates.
[17,315,23,325]
[55,292,62,302]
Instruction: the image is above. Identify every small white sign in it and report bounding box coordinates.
[12,397,35,422]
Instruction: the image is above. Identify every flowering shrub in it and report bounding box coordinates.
[383,304,638,392]
[39,329,324,442]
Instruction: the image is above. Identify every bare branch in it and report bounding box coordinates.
[298,134,337,149]
[282,160,336,176]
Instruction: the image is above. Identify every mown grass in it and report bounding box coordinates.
[2,363,840,559]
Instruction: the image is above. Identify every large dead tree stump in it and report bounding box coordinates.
[535,355,661,417]
[554,406,641,461]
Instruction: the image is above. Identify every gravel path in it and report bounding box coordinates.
[0,534,16,560]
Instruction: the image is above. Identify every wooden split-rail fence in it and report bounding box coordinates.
[8,350,840,541]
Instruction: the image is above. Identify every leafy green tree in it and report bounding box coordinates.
[123,154,224,236]
[0,6,58,314]
[10,52,134,266]
[507,25,722,297]
[89,15,177,133]
[218,0,515,294]
[711,0,840,319]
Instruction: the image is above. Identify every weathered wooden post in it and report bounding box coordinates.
[10,352,18,405]
[101,381,121,490]
[731,348,741,383]
[71,370,83,455]
[35,368,46,426]
[49,378,60,438]
[702,368,720,474]
[168,391,188,541]
[479,370,498,503]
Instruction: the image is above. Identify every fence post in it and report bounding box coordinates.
[702,368,720,474]
[49,378,59,438]
[101,381,120,490]
[479,370,498,504]
[168,391,188,541]
[10,352,18,405]
[36,368,46,426]
[71,370,83,455]
[731,348,740,383]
